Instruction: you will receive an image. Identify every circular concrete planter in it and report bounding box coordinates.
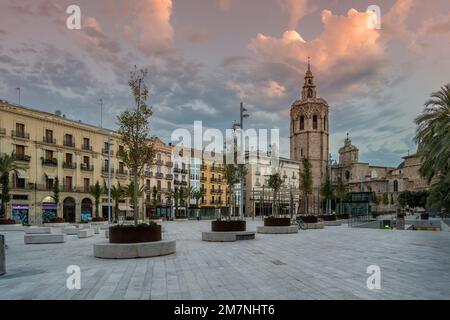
[298,216,318,223]
[94,240,176,259]
[109,225,161,244]
[0,219,19,225]
[211,220,246,232]
[319,215,337,221]
[257,226,298,234]
[264,217,291,227]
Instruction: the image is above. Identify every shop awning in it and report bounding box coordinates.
[16,169,29,179]
[118,204,134,212]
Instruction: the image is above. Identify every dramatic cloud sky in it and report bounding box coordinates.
[0,0,449,167]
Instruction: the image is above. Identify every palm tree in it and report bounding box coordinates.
[184,186,195,217]
[168,187,180,217]
[125,182,144,219]
[0,153,26,218]
[192,189,203,220]
[414,84,450,183]
[110,185,124,222]
[268,173,283,216]
[90,181,103,219]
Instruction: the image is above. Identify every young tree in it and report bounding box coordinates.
[382,193,389,206]
[184,186,195,217]
[334,176,347,214]
[268,173,283,216]
[117,67,156,225]
[427,173,450,216]
[192,189,203,220]
[168,187,180,217]
[0,153,25,219]
[320,177,334,214]
[223,164,239,219]
[110,185,124,222]
[90,181,103,219]
[52,177,60,218]
[299,157,313,215]
[152,186,158,214]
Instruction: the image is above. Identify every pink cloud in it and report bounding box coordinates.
[276,0,317,30]
[227,80,286,104]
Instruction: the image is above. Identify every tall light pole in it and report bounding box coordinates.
[328,153,332,215]
[107,132,112,224]
[99,98,103,128]
[238,102,249,220]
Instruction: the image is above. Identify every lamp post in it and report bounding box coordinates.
[238,102,249,220]
[328,153,332,215]
[107,132,112,224]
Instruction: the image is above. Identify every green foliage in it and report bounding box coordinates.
[427,173,450,215]
[320,178,334,201]
[299,157,313,214]
[52,177,60,216]
[382,193,389,206]
[398,190,429,209]
[268,173,283,216]
[0,153,26,218]
[152,186,158,206]
[90,181,103,218]
[110,185,124,222]
[414,84,450,183]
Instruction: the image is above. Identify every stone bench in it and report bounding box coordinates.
[202,231,256,242]
[24,227,53,234]
[322,221,342,227]
[257,226,298,234]
[43,223,70,228]
[24,234,66,244]
[63,226,79,235]
[0,225,24,232]
[93,240,176,259]
[105,230,109,238]
[93,227,100,234]
[77,228,95,238]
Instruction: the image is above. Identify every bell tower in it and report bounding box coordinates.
[290,58,330,192]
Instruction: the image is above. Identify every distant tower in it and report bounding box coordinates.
[290,58,329,190]
[339,133,359,165]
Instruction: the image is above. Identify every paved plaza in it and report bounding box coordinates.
[0,220,449,300]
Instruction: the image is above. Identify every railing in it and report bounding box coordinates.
[62,185,76,192]
[165,161,173,167]
[102,167,115,174]
[155,173,164,179]
[210,178,218,183]
[43,136,56,144]
[63,140,75,148]
[11,130,29,139]
[145,171,153,178]
[14,154,31,162]
[200,165,207,171]
[42,158,58,166]
[81,144,92,151]
[116,168,128,176]
[63,162,77,169]
[80,163,94,171]
[181,169,188,174]
[200,176,207,182]
[165,174,173,180]
[255,171,261,176]
[102,148,114,156]
[173,168,181,173]
[174,181,188,186]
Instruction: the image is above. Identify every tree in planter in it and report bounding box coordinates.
[0,153,25,219]
[320,177,334,214]
[183,186,195,218]
[334,176,347,214]
[168,187,180,218]
[427,173,450,217]
[125,182,144,218]
[299,157,313,215]
[117,67,156,225]
[110,185,124,222]
[222,164,238,220]
[52,177,61,220]
[90,181,103,220]
[268,173,283,216]
[152,186,158,216]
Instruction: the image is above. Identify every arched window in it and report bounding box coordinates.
[313,115,318,130]
[324,117,327,131]
[345,171,350,180]
[393,180,399,192]
[307,88,313,98]
[300,116,305,130]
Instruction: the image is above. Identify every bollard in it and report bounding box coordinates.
[0,234,5,275]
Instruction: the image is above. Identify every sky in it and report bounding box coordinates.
[0,0,449,167]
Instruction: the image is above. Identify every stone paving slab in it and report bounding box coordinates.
[0,220,449,300]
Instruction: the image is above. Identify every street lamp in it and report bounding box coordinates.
[238,102,249,220]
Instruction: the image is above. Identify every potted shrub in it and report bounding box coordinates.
[211,218,246,232]
[49,217,65,223]
[0,219,19,225]
[299,216,318,223]
[109,222,161,243]
[264,216,291,226]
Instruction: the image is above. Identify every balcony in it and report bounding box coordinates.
[200,176,207,182]
[81,144,93,151]
[181,169,188,174]
[165,174,173,180]
[62,185,76,192]
[63,162,77,169]
[210,178,218,183]
[63,140,75,148]
[80,163,94,172]
[11,130,29,139]
[116,168,128,176]
[102,167,115,175]
[145,171,153,178]
[200,165,207,171]
[165,161,173,167]
[43,136,56,144]
[155,173,164,179]
[200,188,207,194]
[0,128,5,135]
[173,167,181,173]
[14,154,31,162]
[255,171,261,176]
[42,158,58,167]
[174,180,188,186]
[156,160,164,166]
[102,148,114,156]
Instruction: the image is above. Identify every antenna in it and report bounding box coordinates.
[99,98,103,128]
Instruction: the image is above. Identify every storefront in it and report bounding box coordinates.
[12,204,29,224]
[81,198,93,222]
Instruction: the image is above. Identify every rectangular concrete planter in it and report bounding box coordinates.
[24,227,53,234]
[304,222,324,229]
[24,234,66,244]
[322,221,342,226]
[44,223,70,228]
[0,225,24,232]
[0,235,5,275]
[63,227,79,235]
[77,228,95,238]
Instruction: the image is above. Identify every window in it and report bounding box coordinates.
[45,150,54,160]
[83,156,89,165]
[168,182,171,190]
[16,123,25,137]
[393,180,399,192]
[15,145,25,157]
[84,178,90,192]
[300,148,303,157]
[300,116,305,130]
[324,117,327,130]
[65,177,72,191]
[157,180,161,190]
[15,176,25,188]
[66,153,73,164]
[46,178,54,190]
[345,171,351,180]
[64,134,74,147]
[313,115,318,130]
[83,138,90,149]
[307,88,313,98]
[45,129,53,142]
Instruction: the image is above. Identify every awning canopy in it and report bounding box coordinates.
[45,172,56,180]
[118,204,134,212]
[16,169,29,179]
